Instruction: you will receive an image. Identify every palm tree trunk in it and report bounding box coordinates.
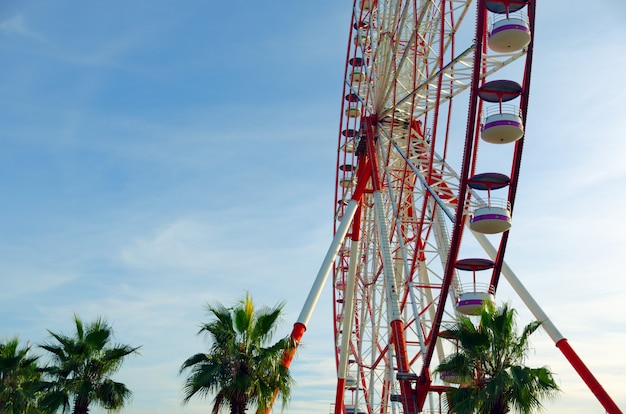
[72,395,90,414]
[230,396,247,414]
[489,398,508,414]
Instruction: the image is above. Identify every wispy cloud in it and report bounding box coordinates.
[0,14,45,41]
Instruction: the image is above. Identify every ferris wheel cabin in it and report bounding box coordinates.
[338,164,357,189]
[486,0,532,53]
[479,79,524,144]
[345,406,366,414]
[454,258,496,315]
[440,370,474,386]
[468,172,512,234]
[488,17,531,53]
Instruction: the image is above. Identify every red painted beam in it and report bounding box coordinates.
[556,339,623,414]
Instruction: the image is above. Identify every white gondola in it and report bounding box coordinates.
[454,258,496,315]
[440,370,474,385]
[339,165,357,189]
[481,105,524,144]
[468,173,512,234]
[488,17,531,53]
[456,291,496,315]
[346,405,367,414]
[470,202,512,234]
[339,177,356,188]
[350,71,365,83]
[354,34,370,48]
[343,139,356,153]
[345,107,361,118]
[341,129,359,153]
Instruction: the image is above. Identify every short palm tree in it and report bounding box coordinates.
[180,293,295,414]
[38,315,140,414]
[435,303,560,414]
[0,337,46,413]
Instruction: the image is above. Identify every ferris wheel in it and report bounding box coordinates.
[272,1,622,414]
[328,0,535,412]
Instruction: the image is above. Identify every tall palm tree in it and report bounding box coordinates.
[435,303,560,414]
[38,315,140,414]
[0,337,46,413]
[180,293,295,414]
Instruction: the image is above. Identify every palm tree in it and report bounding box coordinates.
[435,303,560,414]
[38,315,140,414]
[0,337,46,413]
[180,293,295,414]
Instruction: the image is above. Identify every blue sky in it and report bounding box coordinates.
[0,1,625,413]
